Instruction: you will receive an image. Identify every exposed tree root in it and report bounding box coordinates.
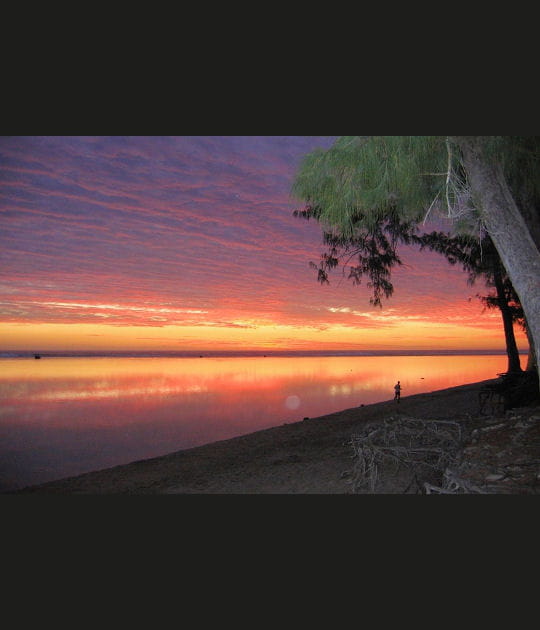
[347,415,471,493]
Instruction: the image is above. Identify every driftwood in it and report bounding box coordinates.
[347,415,468,493]
[423,469,484,494]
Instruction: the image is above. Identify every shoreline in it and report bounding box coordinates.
[15,376,538,494]
[1,349,523,358]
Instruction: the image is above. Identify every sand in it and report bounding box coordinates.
[12,377,540,494]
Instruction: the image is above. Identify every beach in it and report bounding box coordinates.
[13,377,540,494]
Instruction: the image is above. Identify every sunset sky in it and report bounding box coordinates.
[0,136,528,354]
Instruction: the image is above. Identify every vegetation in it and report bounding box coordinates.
[295,205,526,373]
[414,232,525,373]
[291,136,540,387]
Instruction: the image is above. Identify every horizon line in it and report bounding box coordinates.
[0,348,526,358]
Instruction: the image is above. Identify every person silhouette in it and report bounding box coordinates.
[394,380,401,403]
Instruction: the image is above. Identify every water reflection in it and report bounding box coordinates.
[0,355,508,491]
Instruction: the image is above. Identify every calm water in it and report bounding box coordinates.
[0,354,509,491]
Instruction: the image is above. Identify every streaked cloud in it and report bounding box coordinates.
[0,136,528,352]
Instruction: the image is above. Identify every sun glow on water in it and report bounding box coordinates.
[0,353,512,491]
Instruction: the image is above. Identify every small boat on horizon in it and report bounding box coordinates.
[34,354,41,359]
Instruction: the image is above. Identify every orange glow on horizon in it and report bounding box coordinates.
[0,313,529,354]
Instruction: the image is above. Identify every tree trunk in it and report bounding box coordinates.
[454,136,540,388]
[524,322,537,372]
[491,260,522,373]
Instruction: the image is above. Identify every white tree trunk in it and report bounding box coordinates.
[454,136,540,387]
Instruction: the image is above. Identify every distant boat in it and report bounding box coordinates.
[34,354,41,359]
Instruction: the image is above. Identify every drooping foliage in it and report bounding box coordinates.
[291,136,465,236]
[291,136,540,377]
[413,231,524,373]
[480,136,540,200]
[295,199,527,371]
[293,205,416,307]
[292,136,540,241]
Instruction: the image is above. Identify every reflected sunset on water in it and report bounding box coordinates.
[0,353,513,491]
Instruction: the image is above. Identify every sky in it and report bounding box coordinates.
[0,135,528,354]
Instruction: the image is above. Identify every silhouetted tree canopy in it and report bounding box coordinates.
[292,136,540,384]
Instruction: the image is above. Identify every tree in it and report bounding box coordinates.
[414,232,524,373]
[295,204,526,374]
[291,136,540,385]
[293,205,416,307]
[453,137,540,383]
